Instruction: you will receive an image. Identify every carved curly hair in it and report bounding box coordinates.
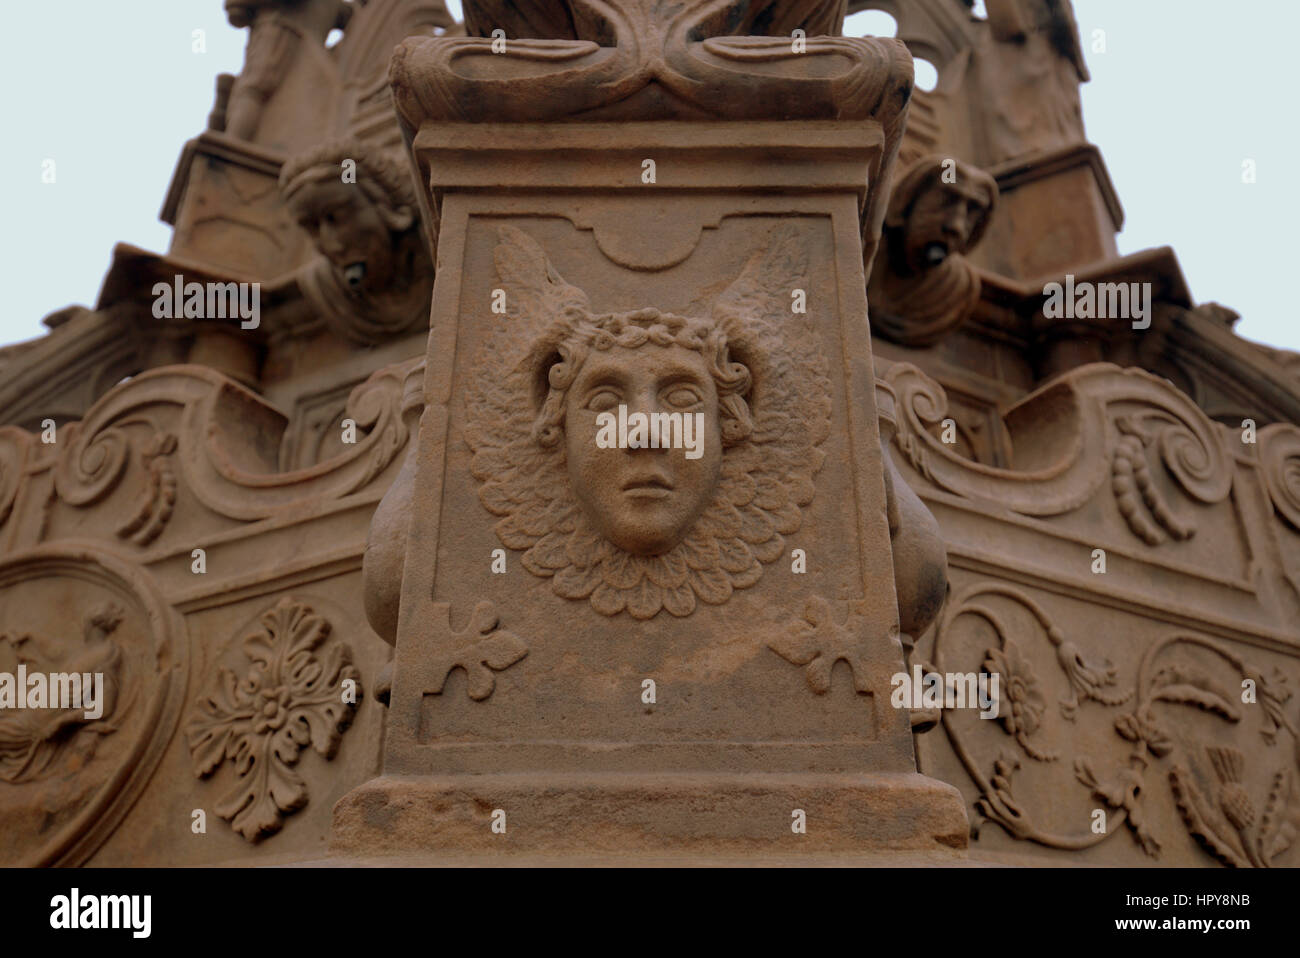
[278,136,417,212]
[532,307,753,449]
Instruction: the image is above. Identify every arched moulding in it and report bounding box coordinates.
[51,361,416,526]
[886,362,1234,521]
[0,427,32,529]
[1259,423,1300,532]
[0,544,189,866]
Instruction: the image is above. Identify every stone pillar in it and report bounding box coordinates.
[335,1,969,860]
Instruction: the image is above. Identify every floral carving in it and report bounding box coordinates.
[766,596,875,695]
[1076,758,1160,856]
[972,752,1031,840]
[420,601,528,702]
[464,225,831,619]
[186,597,360,842]
[983,640,1054,760]
[932,583,1300,866]
[1167,746,1295,869]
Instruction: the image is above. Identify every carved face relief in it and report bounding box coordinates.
[465,225,832,620]
[902,184,991,273]
[285,178,402,293]
[563,343,723,555]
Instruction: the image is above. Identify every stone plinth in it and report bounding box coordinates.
[337,12,968,859]
[161,132,306,282]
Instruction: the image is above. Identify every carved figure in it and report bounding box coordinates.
[224,0,355,141]
[870,155,998,345]
[277,137,433,343]
[974,0,1090,162]
[464,225,832,619]
[0,604,124,784]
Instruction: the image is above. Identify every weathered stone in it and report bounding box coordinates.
[1,0,1296,869]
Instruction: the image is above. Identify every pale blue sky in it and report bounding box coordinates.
[2,1,1295,355]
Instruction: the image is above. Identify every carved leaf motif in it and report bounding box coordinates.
[1154,684,1240,720]
[1170,764,1247,868]
[426,602,528,702]
[187,668,253,780]
[766,596,873,695]
[1259,770,1297,861]
[186,597,360,842]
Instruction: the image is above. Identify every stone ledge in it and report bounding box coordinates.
[331,771,971,858]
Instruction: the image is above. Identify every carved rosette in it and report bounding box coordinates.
[186,597,361,842]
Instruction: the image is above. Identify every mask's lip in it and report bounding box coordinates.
[923,241,949,265]
[343,262,367,288]
[622,474,674,492]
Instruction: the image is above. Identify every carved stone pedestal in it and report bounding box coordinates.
[161,131,305,282]
[336,10,968,861]
[972,143,1123,281]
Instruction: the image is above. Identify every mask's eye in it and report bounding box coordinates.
[664,386,703,409]
[584,389,621,413]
